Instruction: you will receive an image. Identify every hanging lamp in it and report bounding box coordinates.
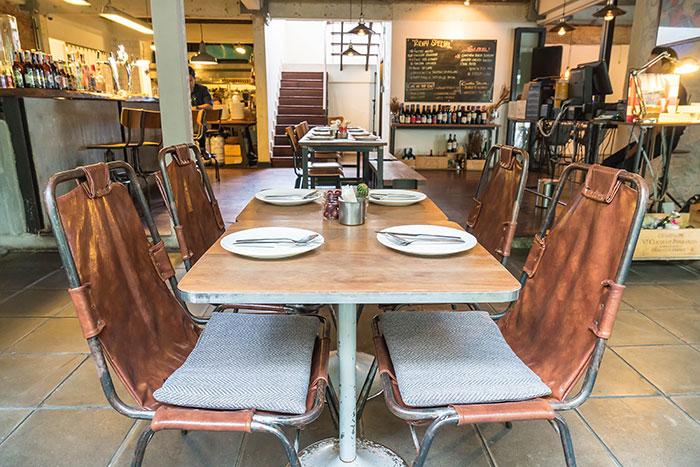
[342,43,359,56]
[190,24,217,65]
[348,0,375,35]
[549,0,575,36]
[592,0,626,21]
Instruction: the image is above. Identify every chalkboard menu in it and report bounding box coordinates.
[405,38,497,103]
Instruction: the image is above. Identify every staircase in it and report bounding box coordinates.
[271,71,327,167]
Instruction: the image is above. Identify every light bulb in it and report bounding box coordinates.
[150,43,156,51]
[464,0,470,5]
[604,10,614,21]
[558,26,566,36]
[564,68,570,79]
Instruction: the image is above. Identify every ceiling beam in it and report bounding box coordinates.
[241,0,263,10]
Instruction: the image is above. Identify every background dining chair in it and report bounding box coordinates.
[294,121,342,163]
[44,161,330,467]
[202,108,222,181]
[83,107,143,164]
[466,145,529,265]
[132,109,163,209]
[286,126,343,188]
[371,164,648,467]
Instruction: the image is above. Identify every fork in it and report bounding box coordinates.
[232,234,320,245]
[382,232,464,246]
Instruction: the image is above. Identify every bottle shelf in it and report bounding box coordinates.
[390,123,499,129]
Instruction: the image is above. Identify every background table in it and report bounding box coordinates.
[179,196,521,466]
[298,132,388,189]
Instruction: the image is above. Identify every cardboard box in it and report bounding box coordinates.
[465,159,486,171]
[224,144,242,165]
[508,100,527,120]
[633,213,700,260]
[414,155,449,170]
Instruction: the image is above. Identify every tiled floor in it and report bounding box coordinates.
[1,167,699,466]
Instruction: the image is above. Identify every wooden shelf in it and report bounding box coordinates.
[390,123,499,129]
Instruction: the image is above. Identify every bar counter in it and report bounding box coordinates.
[0,89,160,240]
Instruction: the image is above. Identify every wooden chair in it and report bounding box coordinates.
[327,116,344,125]
[371,164,648,467]
[286,126,343,188]
[202,108,223,182]
[84,107,143,163]
[466,145,529,265]
[294,121,341,163]
[131,109,162,209]
[44,161,330,467]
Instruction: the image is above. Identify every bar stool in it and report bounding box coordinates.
[84,107,143,164]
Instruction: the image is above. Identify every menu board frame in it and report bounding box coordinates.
[404,38,497,103]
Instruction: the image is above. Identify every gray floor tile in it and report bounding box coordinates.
[479,411,615,466]
[628,262,700,283]
[0,408,134,466]
[110,419,245,467]
[43,358,132,407]
[0,252,62,270]
[578,397,700,466]
[0,289,72,318]
[621,284,694,309]
[5,318,88,355]
[659,283,700,306]
[0,409,30,442]
[671,395,700,423]
[32,268,69,289]
[642,308,700,343]
[614,345,700,394]
[608,310,682,346]
[0,354,83,406]
[0,268,51,291]
[0,318,48,353]
[584,350,659,397]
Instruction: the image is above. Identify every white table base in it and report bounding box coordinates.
[328,351,383,400]
[297,438,407,466]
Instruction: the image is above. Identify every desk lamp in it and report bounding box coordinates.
[630,50,699,120]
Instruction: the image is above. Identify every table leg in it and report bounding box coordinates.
[302,147,310,189]
[632,127,646,173]
[338,302,357,462]
[377,147,384,189]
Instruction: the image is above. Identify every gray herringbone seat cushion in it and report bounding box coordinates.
[380,310,551,407]
[153,312,318,414]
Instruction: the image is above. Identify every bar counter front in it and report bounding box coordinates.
[0,88,159,239]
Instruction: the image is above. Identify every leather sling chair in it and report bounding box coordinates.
[155,144,330,318]
[466,144,529,265]
[44,161,330,467]
[371,164,648,467]
[286,126,344,189]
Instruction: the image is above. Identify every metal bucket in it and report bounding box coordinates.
[339,199,367,225]
[536,179,558,209]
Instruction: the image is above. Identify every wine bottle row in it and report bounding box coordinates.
[396,103,488,125]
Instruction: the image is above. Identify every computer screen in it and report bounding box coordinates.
[531,46,563,80]
[578,60,614,95]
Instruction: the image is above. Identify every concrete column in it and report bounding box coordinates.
[252,14,270,164]
[626,0,661,71]
[150,0,193,147]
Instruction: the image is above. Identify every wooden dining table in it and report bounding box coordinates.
[178,194,521,466]
[298,129,388,189]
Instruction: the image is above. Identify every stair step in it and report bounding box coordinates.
[273,145,293,156]
[278,105,325,116]
[270,156,294,168]
[279,96,324,106]
[282,71,324,80]
[274,135,290,145]
[277,115,326,125]
[280,88,324,97]
[281,79,324,89]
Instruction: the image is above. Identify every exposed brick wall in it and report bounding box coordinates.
[0,0,36,50]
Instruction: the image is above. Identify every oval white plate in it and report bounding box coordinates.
[377,225,476,256]
[308,135,334,140]
[354,135,377,140]
[368,189,427,206]
[221,227,324,259]
[255,188,321,206]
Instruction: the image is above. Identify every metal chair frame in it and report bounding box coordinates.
[44,161,329,467]
[287,124,342,189]
[372,163,648,467]
[467,145,529,266]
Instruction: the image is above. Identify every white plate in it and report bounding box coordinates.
[377,225,476,256]
[221,227,324,259]
[255,188,321,206]
[308,135,334,140]
[354,135,378,140]
[368,189,427,206]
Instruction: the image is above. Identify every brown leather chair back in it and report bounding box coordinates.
[466,145,528,262]
[120,108,144,145]
[498,165,646,401]
[205,108,222,125]
[49,163,199,410]
[157,144,225,266]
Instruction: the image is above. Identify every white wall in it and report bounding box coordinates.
[282,20,326,65]
[265,19,285,159]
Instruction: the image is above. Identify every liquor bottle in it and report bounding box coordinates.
[48,55,61,90]
[457,106,462,124]
[468,106,475,124]
[475,106,482,125]
[39,54,53,89]
[440,106,446,124]
[410,104,416,124]
[22,52,34,88]
[451,107,457,124]
[31,53,45,88]
[460,106,467,124]
[12,51,24,88]
[447,134,453,152]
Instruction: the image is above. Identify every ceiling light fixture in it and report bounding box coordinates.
[64,0,91,5]
[549,0,575,36]
[348,0,375,35]
[150,42,156,51]
[342,42,358,56]
[592,0,626,21]
[190,24,218,65]
[100,1,153,35]
[235,44,247,54]
[464,0,470,5]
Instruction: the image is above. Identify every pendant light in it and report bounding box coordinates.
[64,0,91,5]
[463,0,471,5]
[342,43,359,56]
[549,0,575,36]
[348,0,375,36]
[593,0,626,21]
[234,44,247,55]
[190,24,217,65]
[100,1,153,35]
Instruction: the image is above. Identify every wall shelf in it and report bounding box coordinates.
[390,123,499,129]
